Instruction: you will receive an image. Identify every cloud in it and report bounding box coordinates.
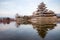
[0,0,60,17]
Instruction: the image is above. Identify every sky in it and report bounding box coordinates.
[0,0,60,18]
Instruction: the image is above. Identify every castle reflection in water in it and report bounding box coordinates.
[0,20,56,39]
[16,21,56,39]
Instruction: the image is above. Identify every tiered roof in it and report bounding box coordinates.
[33,2,56,17]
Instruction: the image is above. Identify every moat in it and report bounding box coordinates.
[0,22,60,40]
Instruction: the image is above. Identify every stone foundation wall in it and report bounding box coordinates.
[31,16,57,24]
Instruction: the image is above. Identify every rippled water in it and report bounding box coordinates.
[0,22,60,40]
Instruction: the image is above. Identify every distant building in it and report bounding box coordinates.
[56,14,60,22]
[0,18,2,23]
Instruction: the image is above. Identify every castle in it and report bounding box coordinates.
[16,2,57,24]
[30,2,57,24]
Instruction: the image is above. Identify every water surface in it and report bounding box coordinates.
[0,22,60,40]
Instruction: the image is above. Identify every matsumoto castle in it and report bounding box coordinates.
[16,2,57,24]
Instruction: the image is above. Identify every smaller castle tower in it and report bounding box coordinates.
[16,13,23,24]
